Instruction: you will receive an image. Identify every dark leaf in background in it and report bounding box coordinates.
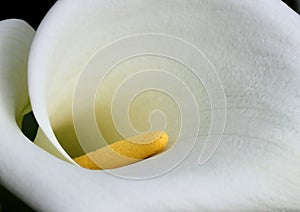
[22,112,39,141]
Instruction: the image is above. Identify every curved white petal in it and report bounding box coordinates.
[0,0,299,211]
[0,21,224,211]
[0,19,137,211]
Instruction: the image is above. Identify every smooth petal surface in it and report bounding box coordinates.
[0,20,136,211]
[0,0,300,211]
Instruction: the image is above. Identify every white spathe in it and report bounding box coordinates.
[0,0,300,211]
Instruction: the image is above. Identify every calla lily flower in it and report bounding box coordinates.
[0,0,300,211]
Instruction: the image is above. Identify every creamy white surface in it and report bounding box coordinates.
[0,0,299,211]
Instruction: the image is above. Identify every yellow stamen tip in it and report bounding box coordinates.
[73,131,168,170]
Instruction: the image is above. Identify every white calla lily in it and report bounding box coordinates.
[1,0,300,211]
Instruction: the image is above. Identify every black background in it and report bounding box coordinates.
[0,1,57,30]
[0,1,298,211]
